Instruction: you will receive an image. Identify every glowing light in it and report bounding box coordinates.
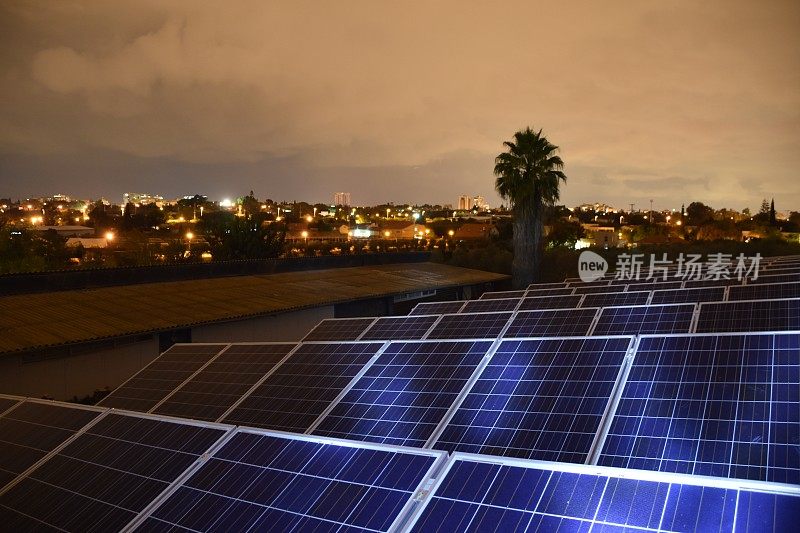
[305,215,313,222]
[220,198,233,208]
[448,230,455,237]
[301,230,309,238]
[105,231,114,241]
[185,232,194,240]
[384,230,391,237]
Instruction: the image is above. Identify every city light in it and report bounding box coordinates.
[384,231,391,237]
[105,231,114,241]
[185,232,194,240]
[448,230,455,236]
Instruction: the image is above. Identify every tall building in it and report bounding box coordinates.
[472,196,488,210]
[458,195,473,210]
[333,192,351,206]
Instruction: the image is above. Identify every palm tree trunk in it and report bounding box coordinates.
[532,208,544,283]
[512,203,535,289]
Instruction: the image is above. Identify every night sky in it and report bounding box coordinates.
[1,1,798,209]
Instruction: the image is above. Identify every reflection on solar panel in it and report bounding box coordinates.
[360,315,440,341]
[480,290,526,300]
[302,317,376,341]
[581,290,650,308]
[0,402,101,490]
[729,282,800,301]
[600,333,799,484]
[432,337,631,462]
[140,430,443,533]
[592,304,695,335]
[517,294,583,311]
[460,298,521,314]
[313,340,492,447]
[152,343,297,421]
[409,456,800,533]
[651,286,726,304]
[98,344,228,412]
[523,287,575,297]
[749,273,800,284]
[627,280,684,291]
[503,308,598,338]
[410,301,465,315]
[426,312,513,340]
[696,299,800,333]
[0,412,227,532]
[221,342,383,432]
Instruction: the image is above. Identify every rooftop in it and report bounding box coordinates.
[0,262,507,354]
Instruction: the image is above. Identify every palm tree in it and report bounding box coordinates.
[494,127,567,288]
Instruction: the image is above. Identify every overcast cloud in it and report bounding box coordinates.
[1,0,798,210]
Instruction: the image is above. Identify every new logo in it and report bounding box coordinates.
[578,250,608,282]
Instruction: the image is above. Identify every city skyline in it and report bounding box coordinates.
[1,1,798,209]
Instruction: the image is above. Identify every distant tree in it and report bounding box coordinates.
[742,207,751,218]
[769,198,776,226]
[240,191,261,217]
[494,127,567,287]
[546,219,585,249]
[201,211,285,260]
[685,202,714,226]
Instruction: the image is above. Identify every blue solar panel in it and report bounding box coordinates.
[302,318,377,341]
[432,337,631,462]
[749,273,800,284]
[571,284,625,295]
[460,298,521,313]
[359,315,439,340]
[728,282,800,301]
[592,303,695,335]
[503,308,598,338]
[696,299,800,333]
[409,455,800,533]
[480,290,527,299]
[410,301,466,315]
[599,333,799,484]
[221,342,383,432]
[426,312,513,339]
[581,290,650,308]
[140,430,444,533]
[312,340,492,447]
[0,412,228,532]
[523,287,575,297]
[517,294,583,311]
[627,280,684,291]
[651,286,726,304]
[526,282,568,289]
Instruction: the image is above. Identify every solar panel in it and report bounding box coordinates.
[98,344,228,412]
[571,284,626,295]
[749,273,800,284]
[651,286,727,304]
[408,455,800,533]
[517,294,583,311]
[592,303,695,335]
[696,298,800,333]
[480,290,527,300]
[431,337,632,462]
[526,282,568,289]
[0,401,102,490]
[0,412,228,532]
[503,308,598,338]
[151,343,298,422]
[0,397,19,416]
[684,278,744,289]
[581,290,650,308]
[138,430,445,533]
[460,298,521,314]
[221,342,384,432]
[599,333,799,484]
[410,300,466,315]
[728,281,800,301]
[523,287,575,297]
[301,317,376,341]
[360,315,440,341]
[568,280,612,288]
[312,340,492,447]
[426,312,513,340]
[627,280,684,291]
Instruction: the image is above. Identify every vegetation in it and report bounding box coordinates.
[494,127,567,288]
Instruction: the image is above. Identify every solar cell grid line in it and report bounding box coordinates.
[310,340,494,447]
[300,317,378,342]
[591,303,696,336]
[517,294,584,311]
[425,311,514,340]
[480,290,527,300]
[430,336,633,463]
[97,343,230,413]
[503,308,600,338]
[133,429,448,533]
[695,298,800,333]
[220,341,386,433]
[460,297,522,314]
[0,400,105,495]
[0,411,232,533]
[729,281,800,301]
[523,287,576,298]
[409,300,467,316]
[359,314,442,341]
[650,285,727,305]
[151,343,299,422]
[404,453,800,533]
[597,332,800,484]
[581,290,651,308]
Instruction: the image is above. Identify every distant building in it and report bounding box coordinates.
[31,225,94,237]
[123,193,164,207]
[334,192,351,206]
[454,222,497,240]
[458,196,473,210]
[379,220,429,240]
[473,196,489,210]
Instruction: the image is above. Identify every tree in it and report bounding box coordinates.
[686,202,714,226]
[494,127,567,287]
[769,198,776,226]
[201,211,285,260]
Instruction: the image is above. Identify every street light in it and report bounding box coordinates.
[301,230,309,245]
[105,231,114,242]
[185,231,194,256]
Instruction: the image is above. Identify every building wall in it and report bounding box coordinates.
[191,306,334,343]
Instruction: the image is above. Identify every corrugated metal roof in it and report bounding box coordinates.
[0,263,507,354]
